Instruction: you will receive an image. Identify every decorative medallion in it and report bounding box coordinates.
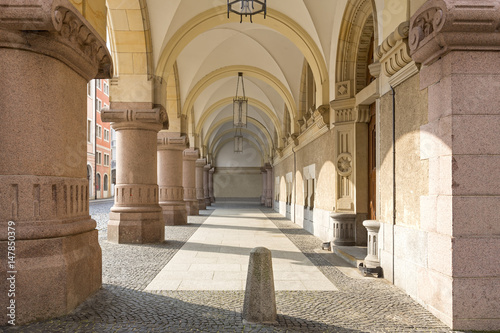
[336,153,352,176]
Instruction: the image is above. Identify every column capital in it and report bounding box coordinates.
[183,148,200,161]
[209,167,215,174]
[410,0,500,66]
[157,134,188,150]
[204,164,211,171]
[0,0,112,80]
[196,158,207,167]
[102,106,167,132]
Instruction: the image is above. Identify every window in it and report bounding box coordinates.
[96,79,101,90]
[104,129,109,141]
[96,173,101,190]
[87,119,92,143]
[87,83,91,96]
[96,98,102,112]
[103,174,108,191]
[96,151,102,165]
[104,154,110,166]
[96,124,102,139]
[103,81,109,95]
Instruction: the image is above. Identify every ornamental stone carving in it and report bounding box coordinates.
[410,0,500,65]
[375,21,412,77]
[0,0,112,80]
[336,153,353,176]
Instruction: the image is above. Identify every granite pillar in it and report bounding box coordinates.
[209,167,215,203]
[203,164,211,206]
[410,1,500,330]
[157,135,188,225]
[0,1,111,324]
[183,149,199,216]
[260,168,267,205]
[265,165,273,207]
[196,159,207,210]
[102,106,166,244]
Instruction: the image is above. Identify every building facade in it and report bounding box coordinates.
[1,0,499,330]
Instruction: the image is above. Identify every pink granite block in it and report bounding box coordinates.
[453,277,500,325]
[447,51,500,76]
[451,75,500,116]
[426,76,452,122]
[452,237,500,278]
[452,115,500,155]
[417,266,452,327]
[439,156,453,196]
[451,155,500,196]
[436,195,452,236]
[452,196,500,236]
[420,195,437,232]
[427,232,452,276]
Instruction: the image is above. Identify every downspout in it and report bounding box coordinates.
[391,85,396,284]
[292,146,296,223]
[94,80,97,200]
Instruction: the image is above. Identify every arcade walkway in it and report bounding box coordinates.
[2,199,454,332]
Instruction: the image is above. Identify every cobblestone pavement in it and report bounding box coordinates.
[1,200,464,332]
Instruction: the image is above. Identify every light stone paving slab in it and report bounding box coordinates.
[145,208,338,291]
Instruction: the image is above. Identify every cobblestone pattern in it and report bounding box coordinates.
[1,201,463,332]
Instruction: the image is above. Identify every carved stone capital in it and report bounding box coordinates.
[183,148,199,161]
[0,0,112,80]
[102,107,167,132]
[313,105,330,129]
[410,0,500,65]
[375,21,412,77]
[195,158,206,167]
[157,134,188,150]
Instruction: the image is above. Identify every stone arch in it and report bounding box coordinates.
[195,97,282,149]
[336,0,378,94]
[298,59,316,126]
[212,138,264,166]
[155,6,329,106]
[182,65,297,134]
[209,128,270,161]
[203,117,274,158]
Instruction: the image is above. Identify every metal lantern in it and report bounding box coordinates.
[227,0,267,23]
[233,72,248,128]
[234,128,243,153]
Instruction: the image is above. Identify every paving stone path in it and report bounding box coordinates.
[1,199,463,333]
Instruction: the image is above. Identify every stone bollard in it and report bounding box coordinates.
[243,247,277,324]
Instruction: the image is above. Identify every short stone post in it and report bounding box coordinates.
[362,220,380,268]
[243,247,277,324]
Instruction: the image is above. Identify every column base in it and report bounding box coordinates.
[161,202,187,225]
[198,198,206,210]
[205,197,211,206]
[0,229,101,325]
[186,200,199,216]
[107,208,164,244]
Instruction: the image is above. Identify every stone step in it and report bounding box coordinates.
[331,245,367,268]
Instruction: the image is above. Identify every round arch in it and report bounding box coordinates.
[182,65,297,134]
[203,117,274,156]
[195,97,282,148]
[212,138,264,166]
[208,128,269,161]
[155,6,329,106]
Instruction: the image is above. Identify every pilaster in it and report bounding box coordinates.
[157,134,188,225]
[410,1,500,330]
[260,167,267,205]
[265,164,273,207]
[102,106,166,243]
[208,167,215,203]
[183,149,199,216]
[0,0,112,324]
[203,164,211,206]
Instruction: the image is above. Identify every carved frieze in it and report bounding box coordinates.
[157,135,188,150]
[410,0,500,65]
[313,105,330,129]
[0,0,112,80]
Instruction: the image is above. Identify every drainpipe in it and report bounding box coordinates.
[391,85,396,284]
[292,146,296,223]
[94,80,97,200]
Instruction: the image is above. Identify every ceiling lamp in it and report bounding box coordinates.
[227,0,267,23]
[234,127,244,153]
[233,72,248,128]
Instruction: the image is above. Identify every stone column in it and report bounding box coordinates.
[260,167,267,205]
[157,135,188,225]
[102,107,166,244]
[0,2,111,324]
[265,165,273,207]
[203,164,211,206]
[410,1,500,330]
[196,159,206,210]
[209,167,215,203]
[183,149,199,216]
